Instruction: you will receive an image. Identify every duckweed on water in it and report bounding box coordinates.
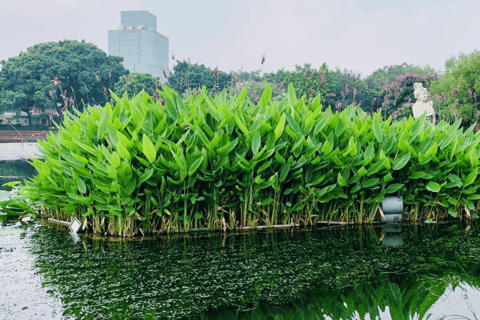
[30,222,480,319]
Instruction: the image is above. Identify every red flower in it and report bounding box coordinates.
[103,87,108,96]
[261,55,265,65]
[163,70,168,78]
[49,90,53,98]
[52,77,61,87]
[335,101,342,111]
[95,74,101,83]
[213,67,219,80]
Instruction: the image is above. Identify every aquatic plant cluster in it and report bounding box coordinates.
[22,84,480,236]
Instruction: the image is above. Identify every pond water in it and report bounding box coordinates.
[0,160,36,190]
[1,219,480,320]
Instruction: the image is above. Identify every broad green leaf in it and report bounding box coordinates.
[116,142,131,161]
[373,118,383,143]
[426,181,441,193]
[110,152,121,168]
[188,156,204,177]
[274,114,286,142]
[280,163,291,182]
[77,177,87,194]
[234,114,249,135]
[463,168,478,187]
[363,178,380,188]
[393,153,411,170]
[358,167,368,177]
[260,84,272,107]
[142,135,156,164]
[321,140,332,155]
[385,183,403,194]
[252,131,261,155]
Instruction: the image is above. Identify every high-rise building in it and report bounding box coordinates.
[108,11,169,81]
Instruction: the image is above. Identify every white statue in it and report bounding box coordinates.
[412,82,435,124]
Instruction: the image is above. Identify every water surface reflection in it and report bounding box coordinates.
[27,222,480,319]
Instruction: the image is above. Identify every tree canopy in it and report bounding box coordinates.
[113,72,160,99]
[166,61,231,94]
[0,39,127,123]
[430,50,480,126]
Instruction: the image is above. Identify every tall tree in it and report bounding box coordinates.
[430,50,480,126]
[167,60,231,94]
[0,39,127,125]
[283,63,335,105]
[113,72,160,99]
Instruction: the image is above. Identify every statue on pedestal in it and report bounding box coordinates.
[412,82,435,124]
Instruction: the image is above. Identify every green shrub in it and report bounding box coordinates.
[21,84,480,236]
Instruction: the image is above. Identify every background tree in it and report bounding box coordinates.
[282,63,335,104]
[167,60,231,94]
[232,70,262,83]
[114,72,160,99]
[430,50,480,126]
[0,39,127,125]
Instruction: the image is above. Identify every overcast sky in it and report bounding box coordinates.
[1,0,478,77]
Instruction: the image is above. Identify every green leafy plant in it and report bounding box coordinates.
[21,84,480,236]
[0,181,38,220]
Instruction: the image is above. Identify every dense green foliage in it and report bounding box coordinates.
[167,61,231,94]
[0,181,38,220]
[281,64,334,102]
[430,50,480,126]
[21,85,480,236]
[113,72,160,99]
[30,223,480,319]
[0,40,127,122]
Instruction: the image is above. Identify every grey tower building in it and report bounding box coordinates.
[108,11,169,81]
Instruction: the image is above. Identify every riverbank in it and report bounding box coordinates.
[0,130,54,143]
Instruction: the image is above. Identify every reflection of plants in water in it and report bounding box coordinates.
[0,160,36,191]
[29,223,480,320]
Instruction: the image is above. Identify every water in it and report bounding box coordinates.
[0,220,63,320]
[0,142,39,190]
[0,160,37,190]
[1,220,480,319]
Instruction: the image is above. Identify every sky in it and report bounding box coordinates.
[0,0,479,77]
